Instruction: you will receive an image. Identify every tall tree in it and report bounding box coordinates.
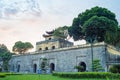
[68,6,119,46]
[83,16,118,44]
[12,41,33,54]
[78,6,118,26]
[0,44,12,71]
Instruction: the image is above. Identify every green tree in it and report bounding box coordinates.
[83,16,118,44]
[78,6,118,26]
[93,60,104,72]
[68,6,119,45]
[53,26,69,39]
[0,44,8,54]
[113,28,120,47]
[68,18,84,41]
[0,44,12,71]
[12,41,33,54]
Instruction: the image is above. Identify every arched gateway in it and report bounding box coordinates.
[33,64,37,73]
[50,63,55,73]
[17,65,20,72]
[79,62,86,72]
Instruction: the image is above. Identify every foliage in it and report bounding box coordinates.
[78,6,118,26]
[0,73,22,78]
[0,73,6,78]
[1,52,12,61]
[40,58,48,73]
[53,26,69,39]
[74,66,83,72]
[68,18,84,41]
[53,72,120,79]
[109,64,120,73]
[113,28,120,47]
[0,44,12,71]
[68,6,119,47]
[12,41,33,54]
[40,62,46,70]
[83,16,118,43]
[42,58,47,61]
[93,60,104,72]
[0,72,119,80]
[0,44,8,53]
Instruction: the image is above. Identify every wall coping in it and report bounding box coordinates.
[12,42,106,57]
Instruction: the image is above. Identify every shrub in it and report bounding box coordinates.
[74,66,83,72]
[109,65,120,73]
[52,72,120,79]
[0,74,6,78]
[0,72,22,78]
[93,60,104,71]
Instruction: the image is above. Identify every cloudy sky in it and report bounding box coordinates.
[0,0,120,51]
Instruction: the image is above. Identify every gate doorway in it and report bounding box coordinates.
[79,62,86,72]
[17,65,20,72]
[33,64,37,73]
[50,63,55,73]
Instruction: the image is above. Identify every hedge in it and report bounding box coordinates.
[0,73,22,78]
[52,72,120,79]
[0,73,6,78]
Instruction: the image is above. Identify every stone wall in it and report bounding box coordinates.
[9,42,107,73]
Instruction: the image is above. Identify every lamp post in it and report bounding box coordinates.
[90,37,94,72]
[91,42,94,72]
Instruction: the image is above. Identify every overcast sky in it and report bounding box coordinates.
[0,0,120,51]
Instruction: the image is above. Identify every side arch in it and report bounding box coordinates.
[17,65,20,72]
[33,64,37,73]
[50,63,55,73]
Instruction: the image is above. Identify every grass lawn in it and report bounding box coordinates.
[0,74,116,80]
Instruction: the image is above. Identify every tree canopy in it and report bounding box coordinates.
[78,6,118,26]
[0,44,11,61]
[68,17,83,41]
[113,28,120,47]
[0,44,12,71]
[0,44,8,54]
[12,41,33,54]
[83,16,118,44]
[53,26,69,39]
[68,6,119,46]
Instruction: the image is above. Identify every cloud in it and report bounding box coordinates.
[4,8,18,16]
[0,0,41,19]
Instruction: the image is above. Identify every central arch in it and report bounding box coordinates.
[50,63,55,73]
[33,64,37,73]
[79,62,86,72]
